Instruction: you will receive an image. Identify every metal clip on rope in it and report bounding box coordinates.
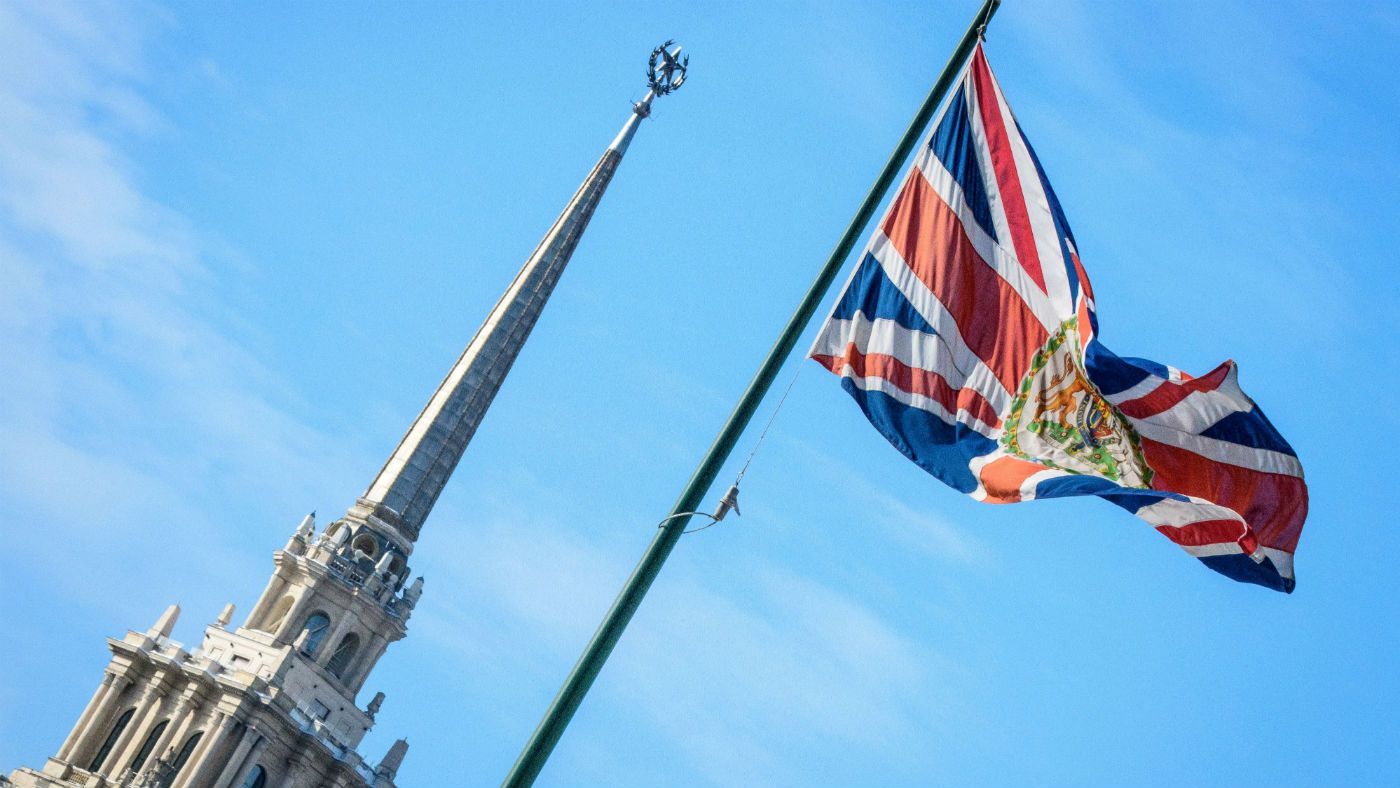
[657,483,742,535]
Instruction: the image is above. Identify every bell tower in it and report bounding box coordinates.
[5,42,686,788]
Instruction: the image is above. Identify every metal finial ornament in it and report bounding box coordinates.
[647,40,688,96]
[613,40,686,149]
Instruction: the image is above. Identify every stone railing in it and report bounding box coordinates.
[317,551,414,620]
[323,553,369,587]
[287,705,378,780]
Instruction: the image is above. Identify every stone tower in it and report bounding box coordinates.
[5,45,685,788]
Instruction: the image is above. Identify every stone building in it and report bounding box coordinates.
[5,61,673,788]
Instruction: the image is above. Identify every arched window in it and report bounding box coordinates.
[351,532,379,558]
[241,765,267,788]
[299,612,331,657]
[261,595,295,634]
[128,719,168,772]
[170,731,202,775]
[325,632,360,679]
[86,707,135,771]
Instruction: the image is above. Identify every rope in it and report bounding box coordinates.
[655,360,806,537]
[655,510,721,535]
[733,361,805,487]
[976,1,996,41]
[681,517,723,535]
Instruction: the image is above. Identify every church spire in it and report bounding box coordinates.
[5,42,692,788]
[357,42,688,543]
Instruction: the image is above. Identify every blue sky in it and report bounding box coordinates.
[1,1,1397,786]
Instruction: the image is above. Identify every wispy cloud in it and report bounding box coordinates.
[1001,0,1399,433]
[0,0,361,610]
[413,495,962,786]
[780,433,993,568]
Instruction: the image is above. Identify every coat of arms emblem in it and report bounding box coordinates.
[1002,319,1153,487]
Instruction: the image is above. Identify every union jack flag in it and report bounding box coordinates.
[810,45,1306,592]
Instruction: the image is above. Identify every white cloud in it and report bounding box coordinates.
[784,434,993,569]
[0,0,360,609]
[412,498,957,786]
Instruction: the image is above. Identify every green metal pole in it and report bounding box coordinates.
[502,2,1000,784]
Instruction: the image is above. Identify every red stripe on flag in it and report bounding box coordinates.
[1069,245,1095,352]
[1140,438,1306,552]
[881,172,1047,393]
[977,455,1049,503]
[813,345,1002,430]
[1075,293,1093,350]
[1069,245,1095,305]
[1117,361,1234,420]
[969,46,1047,294]
[1154,519,1252,549]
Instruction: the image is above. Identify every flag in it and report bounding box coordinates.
[810,45,1306,592]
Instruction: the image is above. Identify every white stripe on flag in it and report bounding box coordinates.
[985,67,1076,318]
[1019,467,1068,501]
[833,367,999,439]
[1126,365,1256,434]
[1179,541,1244,558]
[1259,546,1294,578]
[813,313,1012,418]
[1132,420,1304,477]
[1103,374,1164,405]
[1134,495,1246,529]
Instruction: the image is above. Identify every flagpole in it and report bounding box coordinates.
[501,1,1001,784]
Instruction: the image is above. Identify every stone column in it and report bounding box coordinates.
[172,711,235,788]
[160,693,214,779]
[343,633,388,693]
[279,591,318,647]
[56,671,118,761]
[141,692,195,771]
[245,571,288,632]
[97,676,168,776]
[272,753,316,788]
[60,671,131,766]
[315,614,353,669]
[213,729,266,788]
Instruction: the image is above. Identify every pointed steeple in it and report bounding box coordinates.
[5,45,693,788]
[356,44,687,544]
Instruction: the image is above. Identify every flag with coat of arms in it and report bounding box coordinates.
[810,44,1307,592]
